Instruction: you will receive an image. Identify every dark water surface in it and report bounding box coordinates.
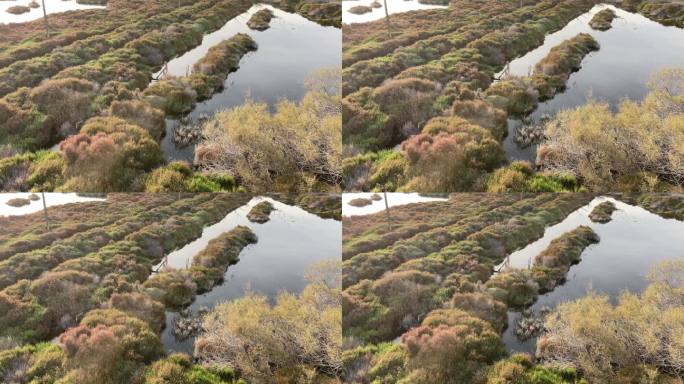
[159,4,342,162]
[500,196,684,353]
[158,197,341,354]
[500,4,684,162]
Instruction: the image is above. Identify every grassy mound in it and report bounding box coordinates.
[589,200,617,223]
[531,225,599,291]
[348,5,372,14]
[348,197,373,207]
[247,201,275,223]
[247,8,275,31]
[5,197,30,207]
[6,5,30,14]
[589,8,617,30]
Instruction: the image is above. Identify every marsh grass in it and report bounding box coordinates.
[342,194,598,382]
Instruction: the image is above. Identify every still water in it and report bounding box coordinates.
[0,193,105,217]
[158,196,341,354]
[342,0,447,24]
[0,0,104,25]
[500,196,684,353]
[342,192,448,216]
[500,4,684,162]
[158,4,341,162]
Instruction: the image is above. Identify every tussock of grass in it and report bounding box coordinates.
[348,5,372,14]
[6,5,30,14]
[247,8,275,31]
[589,201,617,223]
[5,197,30,207]
[348,197,373,207]
[247,201,275,223]
[589,8,617,30]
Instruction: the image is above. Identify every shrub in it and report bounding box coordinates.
[60,116,163,191]
[451,99,508,140]
[401,309,506,383]
[402,116,506,191]
[143,270,196,309]
[539,261,684,382]
[196,69,341,192]
[450,291,508,332]
[540,68,684,191]
[485,76,539,116]
[195,279,341,382]
[109,100,166,141]
[105,292,165,332]
[485,269,539,308]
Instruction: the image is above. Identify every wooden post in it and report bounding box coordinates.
[41,0,50,38]
[41,192,50,231]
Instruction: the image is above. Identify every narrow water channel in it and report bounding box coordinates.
[499,196,684,354]
[342,192,448,216]
[158,196,341,354]
[158,4,341,162]
[0,0,104,25]
[342,0,447,24]
[499,4,684,162]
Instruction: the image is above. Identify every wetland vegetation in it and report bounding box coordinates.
[342,192,684,383]
[342,0,684,193]
[0,0,341,193]
[0,192,342,384]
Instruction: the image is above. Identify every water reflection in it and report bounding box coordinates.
[158,4,341,162]
[500,196,684,353]
[499,4,684,162]
[0,0,104,25]
[159,196,341,354]
[342,0,447,24]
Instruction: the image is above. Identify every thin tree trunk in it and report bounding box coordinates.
[41,0,50,37]
[383,0,392,38]
[41,192,50,231]
[383,187,392,231]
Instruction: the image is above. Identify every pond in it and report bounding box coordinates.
[341,0,447,24]
[498,4,684,162]
[0,192,105,217]
[342,192,448,216]
[157,196,341,354]
[0,0,104,25]
[158,4,341,162]
[499,196,684,354]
